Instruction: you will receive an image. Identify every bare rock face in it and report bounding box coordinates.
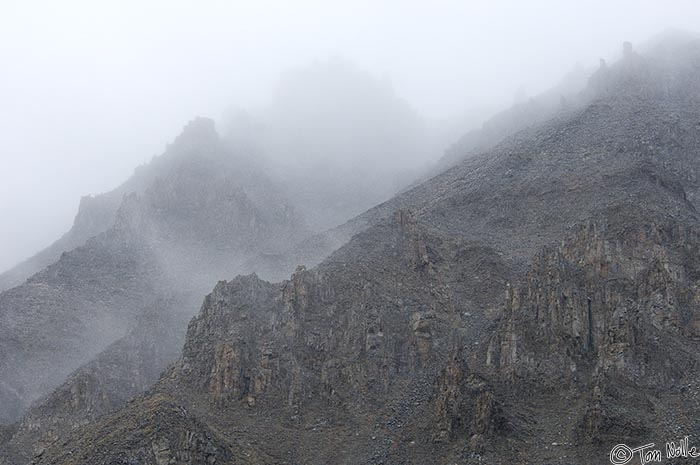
[173,212,510,423]
[469,213,700,461]
[484,216,700,384]
[433,349,503,449]
[31,394,238,465]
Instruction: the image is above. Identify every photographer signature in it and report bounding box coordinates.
[610,437,700,464]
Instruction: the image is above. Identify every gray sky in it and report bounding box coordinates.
[1,0,699,272]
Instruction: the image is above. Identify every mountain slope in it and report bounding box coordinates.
[0,118,308,425]
[33,210,513,465]
[0,120,217,293]
[0,295,191,463]
[276,38,700,278]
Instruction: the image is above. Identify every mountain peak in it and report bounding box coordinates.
[169,117,219,154]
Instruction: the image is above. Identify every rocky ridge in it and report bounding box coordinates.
[0,118,308,426]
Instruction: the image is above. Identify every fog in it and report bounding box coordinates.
[1,0,699,272]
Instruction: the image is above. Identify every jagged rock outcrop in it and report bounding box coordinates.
[469,214,700,462]
[433,349,503,448]
[175,209,510,416]
[485,217,700,387]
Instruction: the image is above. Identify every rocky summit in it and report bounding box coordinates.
[3,35,700,465]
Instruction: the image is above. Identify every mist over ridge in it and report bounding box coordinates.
[222,58,448,231]
[6,31,700,464]
[4,2,700,463]
[3,0,700,272]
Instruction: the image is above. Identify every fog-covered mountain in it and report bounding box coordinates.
[223,59,447,232]
[0,118,308,427]
[5,35,700,465]
[0,62,458,441]
[0,64,463,461]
